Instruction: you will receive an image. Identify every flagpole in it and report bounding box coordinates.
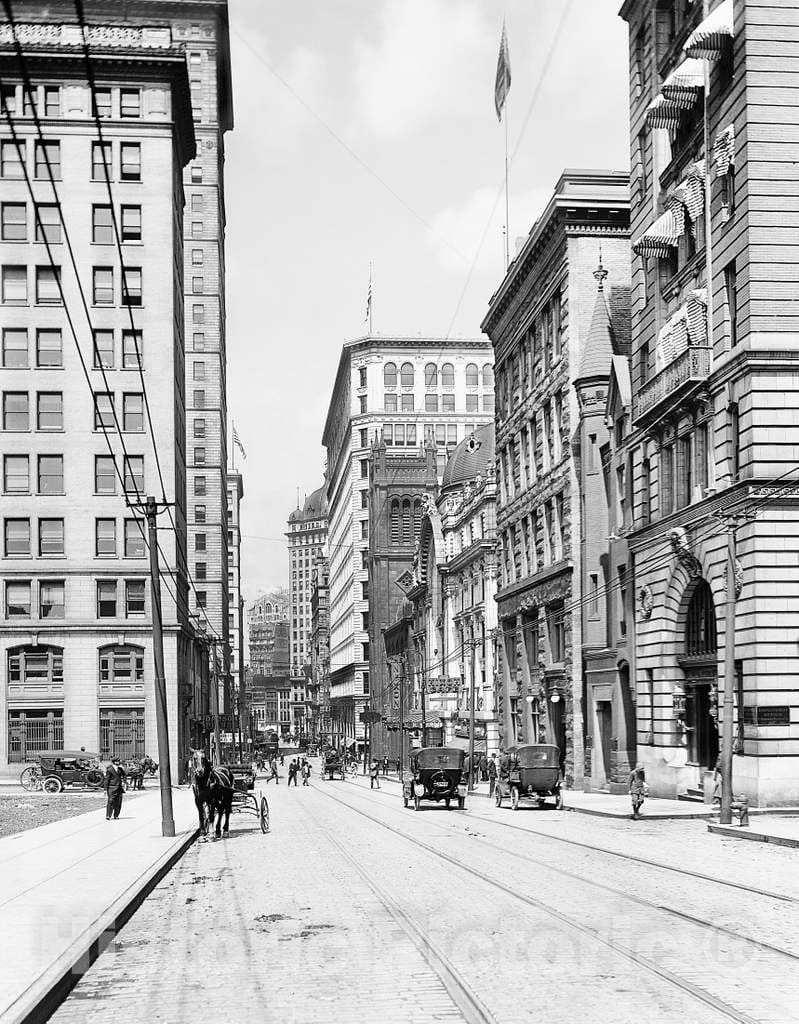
[504,109,510,271]
[231,418,236,471]
[369,261,373,335]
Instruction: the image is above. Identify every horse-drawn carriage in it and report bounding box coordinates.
[122,754,158,790]
[190,751,270,840]
[225,764,270,833]
[402,747,467,810]
[20,751,105,792]
[494,744,564,810]
[322,748,345,781]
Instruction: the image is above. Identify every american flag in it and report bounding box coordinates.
[232,422,247,460]
[494,20,511,121]
[365,265,372,327]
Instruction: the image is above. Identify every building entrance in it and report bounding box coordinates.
[679,579,719,771]
[684,681,718,769]
[596,700,613,785]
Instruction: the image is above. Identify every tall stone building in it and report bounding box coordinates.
[286,485,328,675]
[247,589,288,675]
[619,0,799,804]
[481,170,630,788]
[310,554,330,743]
[322,335,493,754]
[226,468,243,728]
[0,15,201,773]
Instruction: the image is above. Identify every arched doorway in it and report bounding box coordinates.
[678,580,719,769]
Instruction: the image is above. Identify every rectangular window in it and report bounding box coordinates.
[589,574,599,618]
[641,457,652,525]
[44,86,60,117]
[2,328,28,367]
[37,392,62,430]
[192,249,203,266]
[194,504,206,523]
[120,89,141,118]
[95,455,116,494]
[37,454,63,493]
[6,581,31,617]
[3,392,29,430]
[191,165,202,183]
[5,518,30,555]
[93,88,112,118]
[400,394,414,412]
[424,394,438,412]
[96,519,116,556]
[196,591,207,608]
[121,267,142,306]
[193,361,206,381]
[124,519,145,557]
[194,417,206,438]
[193,333,205,349]
[97,580,117,617]
[92,204,113,244]
[120,143,141,181]
[194,476,207,496]
[194,447,206,464]
[93,266,113,304]
[122,330,142,369]
[696,423,709,493]
[442,393,455,412]
[36,328,62,367]
[193,390,205,408]
[35,204,60,243]
[195,561,207,581]
[126,579,145,616]
[93,329,114,369]
[2,140,24,177]
[36,266,61,304]
[725,261,737,347]
[39,580,64,618]
[730,403,740,480]
[94,392,114,430]
[195,532,206,551]
[2,265,27,304]
[384,393,397,412]
[661,444,674,516]
[192,303,205,324]
[35,139,60,179]
[4,455,28,493]
[124,455,144,495]
[121,205,141,242]
[91,141,112,181]
[465,394,478,412]
[2,202,26,240]
[547,601,565,663]
[358,394,367,413]
[39,518,64,555]
[123,393,144,432]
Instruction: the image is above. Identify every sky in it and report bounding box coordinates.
[225,0,631,603]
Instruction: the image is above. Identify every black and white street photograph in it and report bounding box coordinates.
[1,1,799,1021]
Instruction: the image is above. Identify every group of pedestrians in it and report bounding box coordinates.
[258,755,311,787]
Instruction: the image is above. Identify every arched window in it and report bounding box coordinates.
[99,644,145,682]
[384,362,397,387]
[400,361,414,386]
[424,362,438,386]
[389,499,400,545]
[482,362,494,386]
[684,581,717,657]
[441,362,455,387]
[8,644,63,684]
[401,499,412,543]
[466,362,479,387]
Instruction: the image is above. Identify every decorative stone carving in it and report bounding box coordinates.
[724,558,744,599]
[637,584,653,620]
[669,526,702,578]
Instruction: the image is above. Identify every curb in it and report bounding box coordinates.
[707,822,799,848]
[3,825,198,1024]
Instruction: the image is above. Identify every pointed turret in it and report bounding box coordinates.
[575,256,614,387]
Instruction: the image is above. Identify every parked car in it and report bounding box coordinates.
[403,746,467,810]
[494,744,564,810]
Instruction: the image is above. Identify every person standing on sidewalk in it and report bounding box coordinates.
[267,757,279,784]
[488,754,498,797]
[382,755,388,776]
[369,758,380,790]
[104,757,126,820]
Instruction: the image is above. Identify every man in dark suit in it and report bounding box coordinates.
[104,756,126,820]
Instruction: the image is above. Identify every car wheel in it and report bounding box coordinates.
[43,776,63,793]
[510,786,520,811]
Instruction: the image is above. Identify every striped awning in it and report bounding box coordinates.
[668,159,706,225]
[684,0,733,61]
[632,208,682,258]
[661,57,705,107]
[713,124,735,178]
[646,94,682,131]
[655,305,690,372]
[687,288,708,346]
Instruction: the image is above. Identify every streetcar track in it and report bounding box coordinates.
[314,784,764,1024]
[331,782,799,963]
[294,797,497,1024]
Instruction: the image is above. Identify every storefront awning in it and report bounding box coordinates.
[646,94,682,131]
[632,208,682,258]
[661,57,705,107]
[684,0,733,61]
[713,124,735,178]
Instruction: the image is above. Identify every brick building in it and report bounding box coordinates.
[619,0,799,804]
[481,170,630,787]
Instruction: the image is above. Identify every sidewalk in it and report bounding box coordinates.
[0,786,197,1024]
[708,815,799,848]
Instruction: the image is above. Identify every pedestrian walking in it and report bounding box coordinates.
[265,757,279,784]
[712,753,723,805]
[280,753,285,766]
[382,755,389,776]
[488,753,498,797]
[369,758,380,790]
[628,764,647,819]
[104,757,126,820]
[302,760,311,786]
[288,759,298,787]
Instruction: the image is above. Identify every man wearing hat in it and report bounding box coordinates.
[104,756,127,820]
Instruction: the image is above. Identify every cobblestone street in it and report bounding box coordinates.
[50,777,799,1024]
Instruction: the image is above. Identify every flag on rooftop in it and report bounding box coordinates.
[494,20,511,121]
[233,422,247,460]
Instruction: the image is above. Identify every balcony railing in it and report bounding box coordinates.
[633,346,712,424]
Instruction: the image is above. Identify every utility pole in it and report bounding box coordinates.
[720,521,737,825]
[210,638,222,765]
[399,656,405,779]
[420,642,427,748]
[144,496,175,838]
[468,632,477,793]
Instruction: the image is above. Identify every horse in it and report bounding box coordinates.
[190,749,234,840]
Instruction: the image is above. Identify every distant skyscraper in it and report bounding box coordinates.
[286,487,328,675]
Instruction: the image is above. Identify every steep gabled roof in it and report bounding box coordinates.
[575,261,614,385]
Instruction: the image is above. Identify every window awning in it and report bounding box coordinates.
[687,288,708,346]
[655,305,689,373]
[632,208,682,258]
[713,124,735,178]
[646,94,683,131]
[661,57,705,107]
[668,159,706,224]
[684,0,733,61]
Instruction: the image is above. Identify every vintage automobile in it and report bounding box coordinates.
[494,744,564,810]
[403,746,467,811]
[19,750,105,793]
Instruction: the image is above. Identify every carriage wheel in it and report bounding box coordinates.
[413,794,421,811]
[259,796,270,834]
[43,776,63,793]
[20,766,41,791]
[510,786,520,811]
[86,769,105,789]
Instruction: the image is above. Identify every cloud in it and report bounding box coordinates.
[351,0,493,139]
